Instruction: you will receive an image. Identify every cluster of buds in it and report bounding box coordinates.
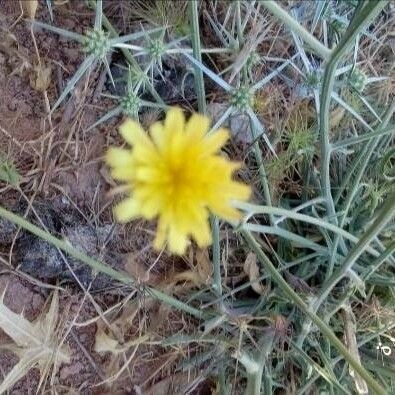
[83,29,111,59]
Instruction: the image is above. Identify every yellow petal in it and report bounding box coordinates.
[186,113,210,140]
[153,218,168,250]
[119,119,152,148]
[169,127,186,158]
[226,182,251,201]
[165,107,185,135]
[168,225,189,255]
[203,128,229,154]
[111,167,134,181]
[140,197,162,219]
[191,217,212,248]
[204,157,240,178]
[106,147,133,168]
[134,166,162,182]
[209,202,242,222]
[114,198,141,222]
[132,145,159,166]
[150,122,166,149]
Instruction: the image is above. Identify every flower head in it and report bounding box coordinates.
[106,107,250,254]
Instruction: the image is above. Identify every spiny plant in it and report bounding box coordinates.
[31,0,163,113]
[265,110,315,200]
[87,65,166,131]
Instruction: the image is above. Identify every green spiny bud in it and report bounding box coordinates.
[305,70,322,90]
[147,38,165,62]
[120,92,141,118]
[349,69,367,93]
[83,29,111,59]
[230,86,254,111]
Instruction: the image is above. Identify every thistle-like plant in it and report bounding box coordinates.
[286,13,388,131]
[31,0,163,113]
[87,65,166,131]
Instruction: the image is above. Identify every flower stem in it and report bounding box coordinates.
[210,216,222,297]
[249,118,274,225]
[189,0,206,115]
[319,1,388,224]
[189,0,222,298]
[189,2,226,389]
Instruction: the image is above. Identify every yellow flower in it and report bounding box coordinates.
[106,107,251,254]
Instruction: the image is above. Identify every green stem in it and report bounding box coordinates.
[319,1,388,223]
[210,216,222,297]
[332,92,395,205]
[327,99,395,278]
[299,322,395,393]
[239,228,385,395]
[246,370,262,395]
[316,192,395,307]
[363,241,395,281]
[262,1,331,60]
[331,126,395,150]
[189,0,207,114]
[0,206,205,319]
[189,5,225,391]
[297,191,395,346]
[249,118,274,225]
[336,99,395,228]
[317,1,389,283]
[236,351,263,395]
[236,203,390,259]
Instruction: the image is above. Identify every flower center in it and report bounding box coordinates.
[161,159,195,200]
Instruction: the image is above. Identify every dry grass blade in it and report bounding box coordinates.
[342,306,368,395]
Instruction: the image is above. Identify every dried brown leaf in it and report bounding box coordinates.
[124,255,161,286]
[30,63,52,92]
[94,326,119,354]
[195,248,212,284]
[342,307,368,394]
[243,252,265,295]
[21,0,38,19]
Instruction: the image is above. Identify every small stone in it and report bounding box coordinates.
[207,102,263,144]
[16,200,120,290]
[0,218,17,244]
